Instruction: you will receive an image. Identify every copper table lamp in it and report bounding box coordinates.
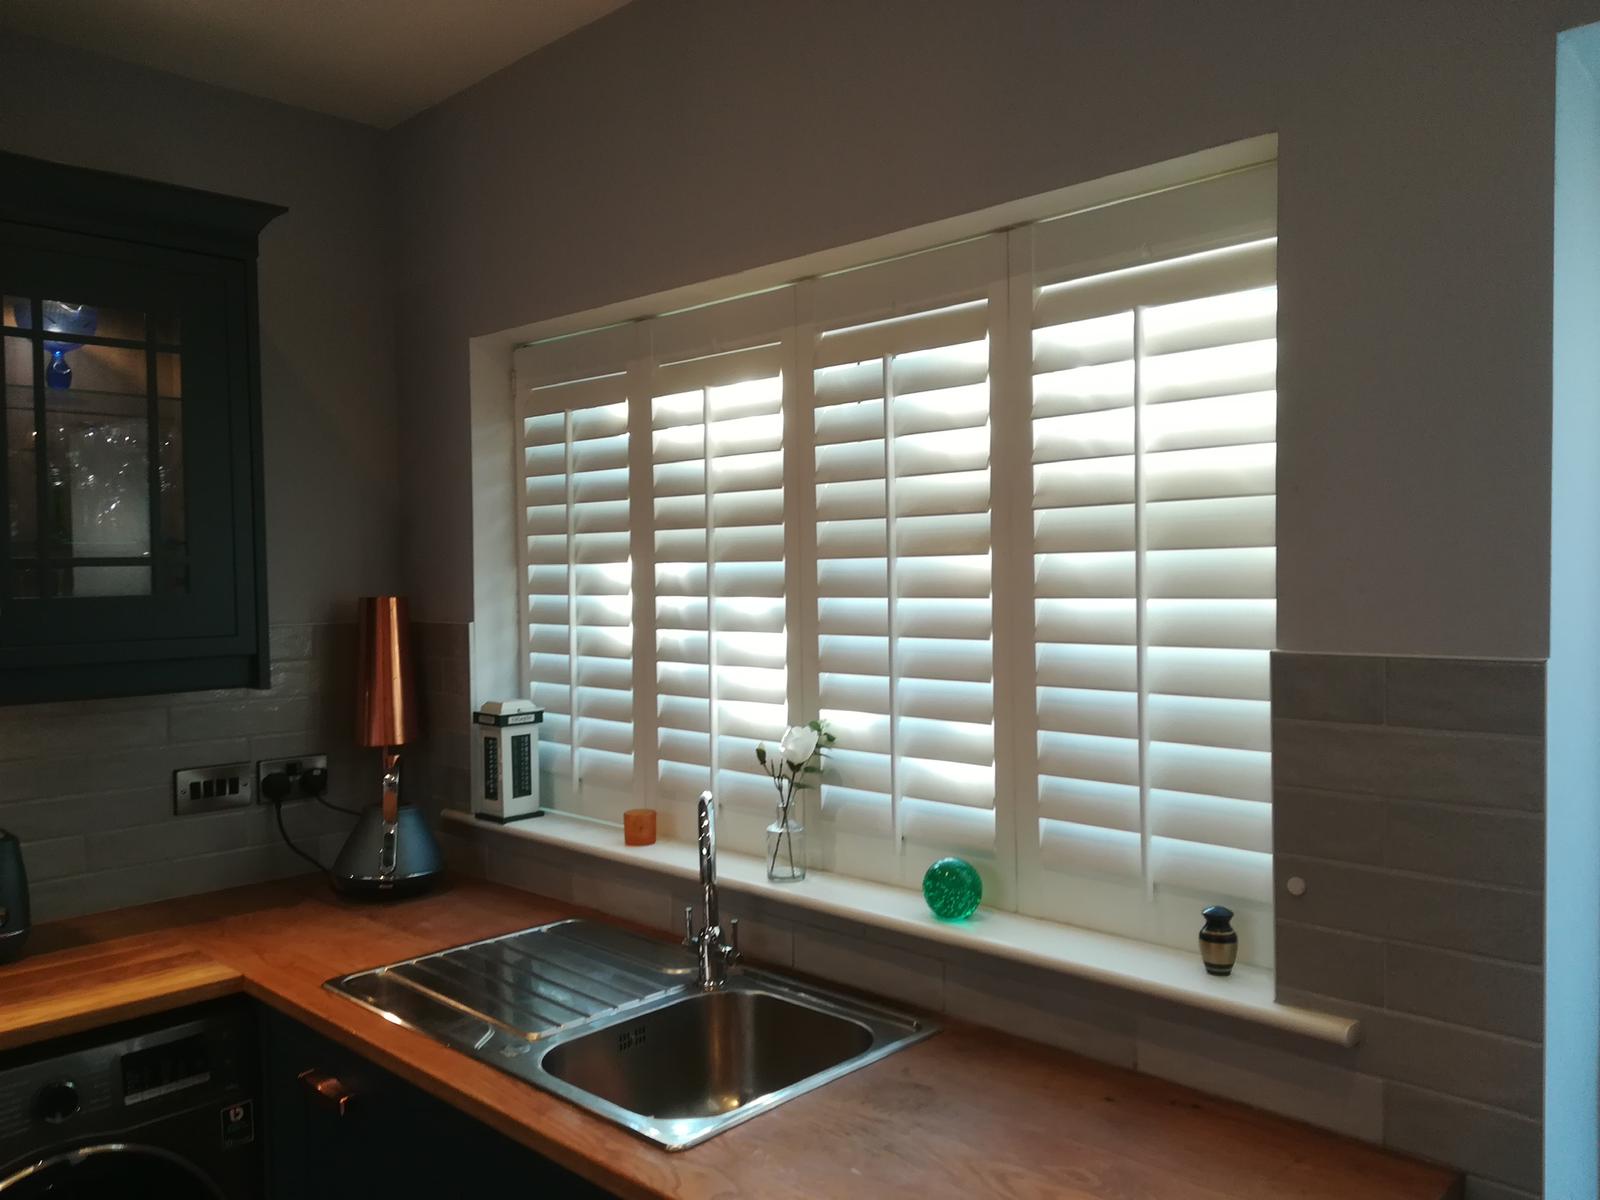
[331,596,443,897]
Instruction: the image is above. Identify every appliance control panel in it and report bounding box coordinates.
[0,1002,255,1165]
[120,1032,212,1104]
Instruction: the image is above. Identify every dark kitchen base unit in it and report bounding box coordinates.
[260,1004,613,1199]
[0,999,614,1200]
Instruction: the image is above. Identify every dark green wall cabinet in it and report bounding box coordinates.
[0,152,281,703]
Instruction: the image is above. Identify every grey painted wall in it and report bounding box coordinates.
[0,38,401,908]
[392,0,1600,659]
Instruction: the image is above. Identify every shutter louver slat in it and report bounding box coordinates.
[1039,818,1142,877]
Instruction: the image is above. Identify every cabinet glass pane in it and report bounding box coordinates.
[66,563,151,597]
[49,344,151,566]
[2,293,193,599]
[156,351,187,587]
[40,298,144,342]
[4,335,37,563]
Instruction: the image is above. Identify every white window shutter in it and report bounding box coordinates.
[1018,164,1277,954]
[810,237,1007,874]
[513,323,639,817]
[648,289,796,823]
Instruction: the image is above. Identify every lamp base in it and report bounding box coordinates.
[330,803,444,899]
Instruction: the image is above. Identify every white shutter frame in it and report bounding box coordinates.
[514,322,638,392]
[789,281,820,727]
[1000,226,1043,916]
[1026,163,1277,290]
[648,286,794,366]
[628,322,660,816]
[813,236,1006,333]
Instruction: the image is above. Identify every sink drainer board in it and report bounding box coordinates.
[331,919,693,1041]
[326,919,935,1149]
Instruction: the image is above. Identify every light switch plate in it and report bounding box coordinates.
[174,761,255,815]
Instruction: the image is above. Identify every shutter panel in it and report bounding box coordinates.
[811,239,1003,861]
[1023,165,1277,938]
[515,322,637,813]
[652,340,789,813]
[1142,275,1275,901]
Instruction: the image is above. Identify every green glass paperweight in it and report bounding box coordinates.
[922,857,983,920]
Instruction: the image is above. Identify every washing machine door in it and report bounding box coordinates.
[0,1143,225,1199]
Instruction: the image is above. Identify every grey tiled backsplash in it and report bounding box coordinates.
[1273,653,1545,1198]
[0,623,376,923]
[441,642,1547,1200]
[1272,720,1542,809]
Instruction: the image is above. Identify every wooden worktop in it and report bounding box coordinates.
[0,876,1460,1200]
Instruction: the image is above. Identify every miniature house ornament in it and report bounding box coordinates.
[474,700,543,822]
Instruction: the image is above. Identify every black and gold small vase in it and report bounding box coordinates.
[1199,905,1237,977]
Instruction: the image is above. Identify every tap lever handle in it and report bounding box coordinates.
[727,916,741,960]
[682,904,696,947]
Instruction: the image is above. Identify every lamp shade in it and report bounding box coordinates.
[355,596,418,748]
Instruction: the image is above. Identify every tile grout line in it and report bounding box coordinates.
[1277,917,1544,971]
[1276,852,1543,896]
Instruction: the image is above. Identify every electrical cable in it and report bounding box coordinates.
[273,795,329,875]
[315,795,363,818]
[297,766,359,816]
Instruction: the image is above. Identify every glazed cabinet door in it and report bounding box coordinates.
[0,151,276,703]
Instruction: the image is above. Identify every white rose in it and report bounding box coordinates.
[780,725,820,767]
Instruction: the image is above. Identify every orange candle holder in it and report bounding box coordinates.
[623,809,657,846]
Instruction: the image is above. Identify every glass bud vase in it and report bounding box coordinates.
[766,796,806,884]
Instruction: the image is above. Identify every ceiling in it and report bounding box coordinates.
[0,0,632,128]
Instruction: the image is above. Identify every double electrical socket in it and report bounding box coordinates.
[257,755,329,804]
[172,754,329,816]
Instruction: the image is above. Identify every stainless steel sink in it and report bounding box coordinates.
[542,984,874,1118]
[326,919,934,1149]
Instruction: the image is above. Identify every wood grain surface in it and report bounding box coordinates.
[0,876,1461,1200]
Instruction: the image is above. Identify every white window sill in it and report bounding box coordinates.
[441,809,1359,1047]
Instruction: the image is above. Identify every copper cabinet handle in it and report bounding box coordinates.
[297,1068,354,1116]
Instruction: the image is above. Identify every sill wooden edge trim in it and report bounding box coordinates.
[442,810,1360,1048]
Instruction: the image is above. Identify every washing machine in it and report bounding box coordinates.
[0,999,262,1198]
